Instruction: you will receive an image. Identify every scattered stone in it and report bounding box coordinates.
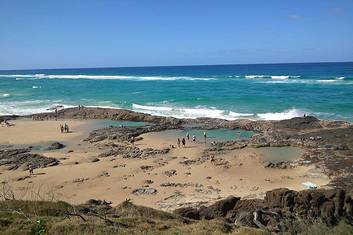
[73,177,89,183]
[91,158,100,163]
[179,159,197,165]
[17,176,30,181]
[113,164,126,168]
[144,179,154,184]
[140,165,154,171]
[263,161,294,169]
[98,171,110,177]
[164,170,177,177]
[132,188,158,195]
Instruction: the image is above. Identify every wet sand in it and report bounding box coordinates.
[0,119,330,210]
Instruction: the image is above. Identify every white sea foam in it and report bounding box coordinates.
[317,80,337,83]
[271,75,289,79]
[132,104,173,111]
[259,78,353,85]
[229,111,254,117]
[132,103,255,120]
[1,93,10,97]
[32,86,41,89]
[257,108,306,120]
[245,75,300,80]
[336,76,345,80]
[0,100,75,116]
[3,73,309,81]
[2,74,214,81]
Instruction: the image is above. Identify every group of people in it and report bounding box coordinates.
[60,123,70,133]
[176,131,207,148]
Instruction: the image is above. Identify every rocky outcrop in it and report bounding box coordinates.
[84,124,171,143]
[174,188,353,232]
[32,107,182,125]
[98,143,170,159]
[273,116,322,130]
[0,147,59,170]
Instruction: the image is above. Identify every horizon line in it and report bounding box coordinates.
[1,60,353,72]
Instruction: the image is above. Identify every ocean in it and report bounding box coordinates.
[0,62,352,121]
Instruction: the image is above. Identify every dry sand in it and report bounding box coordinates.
[0,119,330,210]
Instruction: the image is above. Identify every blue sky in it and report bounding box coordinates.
[0,0,353,69]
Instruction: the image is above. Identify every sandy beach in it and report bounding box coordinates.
[0,118,330,210]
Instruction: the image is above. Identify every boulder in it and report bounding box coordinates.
[46,142,65,150]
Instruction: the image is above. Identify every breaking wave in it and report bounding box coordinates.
[0,100,75,116]
[257,108,306,120]
[0,99,323,122]
[132,104,309,120]
[132,103,255,120]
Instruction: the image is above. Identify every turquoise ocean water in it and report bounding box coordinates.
[0,62,352,121]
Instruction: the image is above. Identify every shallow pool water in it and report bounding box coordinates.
[256,147,304,163]
[158,128,254,142]
[91,120,148,129]
[87,120,149,131]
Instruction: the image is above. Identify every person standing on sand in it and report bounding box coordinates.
[192,135,196,142]
[28,165,34,175]
[60,124,64,133]
[64,123,69,133]
[177,138,181,148]
[182,138,186,147]
[203,131,207,144]
[186,132,190,141]
[131,136,135,145]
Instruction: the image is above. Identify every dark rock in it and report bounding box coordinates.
[73,177,89,183]
[199,196,241,219]
[98,171,110,177]
[140,165,154,171]
[46,142,65,150]
[17,176,31,181]
[164,170,177,177]
[174,207,200,220]
[264,188,297,209]
[132,188,157,195]
[0,147,59,170]
[91,158,100,163]
[144,179,154,184]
